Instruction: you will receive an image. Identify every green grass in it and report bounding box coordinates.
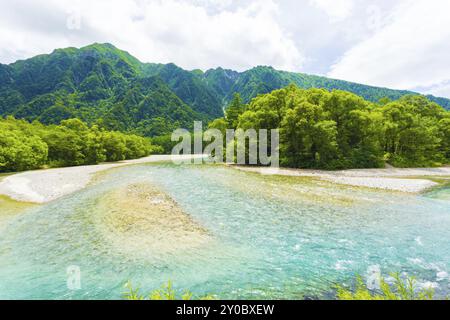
[123,273,448,301]
[336,273,437,300]
[123,281,216,300]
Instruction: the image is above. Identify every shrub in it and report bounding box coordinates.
[123,281,215,301]
[336,273,436,300]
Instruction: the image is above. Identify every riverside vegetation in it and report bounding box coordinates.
[336,273,437,300]
[210,88,450,169]
[0,117,160,172]
[124,273,444,300]
[123,281,215,300]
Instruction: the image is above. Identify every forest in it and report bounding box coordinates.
[0,117,160,172]
[210,87,450,169]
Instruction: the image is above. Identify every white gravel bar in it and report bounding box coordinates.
[1,158,449,203]
[233,166,450,193]
[0,155,205,203]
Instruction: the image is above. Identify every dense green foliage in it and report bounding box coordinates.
[337,273,436,300]
[123,281,215,300]
[211,85,450,169]
[1,43,449,145]
[0,117,158,172]
[144,63,224,118]
[225,93,245,128]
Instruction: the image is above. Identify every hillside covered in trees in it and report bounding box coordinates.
[1,43,449,141]
[211,87,450,169]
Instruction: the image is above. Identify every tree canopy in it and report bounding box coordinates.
[214,85,450,169]
[0,117,160,172]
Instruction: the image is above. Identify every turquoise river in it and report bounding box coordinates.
[0,163,449,299]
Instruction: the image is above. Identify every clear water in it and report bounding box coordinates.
[0,163,449,300]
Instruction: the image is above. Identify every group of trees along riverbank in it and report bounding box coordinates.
[0,117,161,172]
[210,87,450,169]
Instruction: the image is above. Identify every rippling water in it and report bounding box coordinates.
[0,163,449,299]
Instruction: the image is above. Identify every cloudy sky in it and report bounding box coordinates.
[1,0,449,97]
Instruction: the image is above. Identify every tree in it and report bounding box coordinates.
[84,125,107,164]
[0,117,156,173]
[102,131,127,162]
[438,116,450,160]
[0,130,48,172]
[230,85,449,169]
[380,101,444,167]
[225,93,245,129]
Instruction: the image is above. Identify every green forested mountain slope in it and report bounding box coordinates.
[203,67,240,100]
[205,66,450,109]
[142,63,223,118]
[0,43,221,135]
[101,76,203,136]
[1,43,449,138]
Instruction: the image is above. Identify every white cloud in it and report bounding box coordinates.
[423,81,450,99]
[328,0,450,96]
[309,0,354,22]
[0,0,304,71]
[1,0,449,98]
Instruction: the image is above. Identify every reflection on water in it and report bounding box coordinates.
[0,163,449,299]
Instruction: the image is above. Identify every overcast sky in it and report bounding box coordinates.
[1,0,450,98]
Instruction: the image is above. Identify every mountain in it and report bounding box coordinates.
[101,76,203,136]
[0,43,449,137]
[203,67,240,102]
[203,65,450,109]
[142,63,224,118]
[0,43,220,135]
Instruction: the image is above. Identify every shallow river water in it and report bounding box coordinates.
[0,163,449,299]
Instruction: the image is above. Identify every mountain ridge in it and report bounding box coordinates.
[1,43,449,137]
